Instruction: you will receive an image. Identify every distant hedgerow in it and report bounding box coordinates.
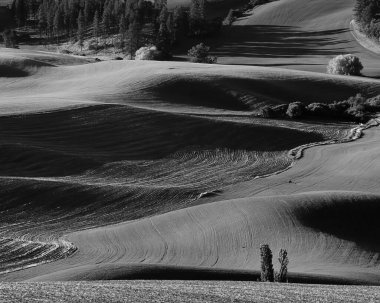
[258,93,380,123]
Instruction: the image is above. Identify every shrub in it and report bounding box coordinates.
[60,49,72,54]
[271,104,288,117]
[366,95,380,110]
[286,102,304,119]
[2,29,17,48]
[259,104,287,118]
[260,105,275,118]
[135,45,163,61]
[260,244,274,282]
[327,54,363,76]
[306,102,330,116]
[188,43,217,64]
[275,249,289,283]
[345,105,368,122]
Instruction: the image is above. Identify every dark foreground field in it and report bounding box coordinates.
[0,280,379,303]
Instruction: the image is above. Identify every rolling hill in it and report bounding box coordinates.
[0,1,380,301]
[215,0,380,77]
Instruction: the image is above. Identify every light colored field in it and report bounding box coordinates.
[1,48,380,115]
[1,280,379,303]
[14,191,377,285]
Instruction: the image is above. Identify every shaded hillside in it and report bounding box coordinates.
[215,0,380,77]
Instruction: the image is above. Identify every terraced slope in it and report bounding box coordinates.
[0,48,357,276]
[22,192,380,285]
[2,48,380,116]
[0,48,380,285]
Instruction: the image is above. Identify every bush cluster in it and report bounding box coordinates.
[135,45,164,60]
[259,94,380,122]
[187,43,217,64]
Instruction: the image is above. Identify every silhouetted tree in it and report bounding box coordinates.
[14,0,27,27]
[157,20,171,57]
[102,1,112,34]
[38,4,47,37]
[128,18,141,57]
[119,15,127,48]
[53,9,64,44]
[275,249,289,283]
[77,10,84,51]
[260,244,274,282]
[93,10,100,41]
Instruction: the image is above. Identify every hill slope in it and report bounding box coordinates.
[216,0,380,76]
[1,0,380,287]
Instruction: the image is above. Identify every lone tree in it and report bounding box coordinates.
[119,15,127,48]
[187,43,217,63]
[189,0,206,36]
[327,54,363,76]
[275,249,289,282]
[260,244,274,282]
[93,11,100,42]
[77,11,85,51]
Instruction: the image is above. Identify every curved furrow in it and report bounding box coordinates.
[0,237,75,275]
[19,192,380,284]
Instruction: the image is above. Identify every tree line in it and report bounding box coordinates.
[354,0,380,40]
[8,0,221,56]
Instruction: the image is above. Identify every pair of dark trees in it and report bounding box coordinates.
[260,244,289,283]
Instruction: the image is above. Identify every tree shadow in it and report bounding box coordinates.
[214,25,355,58]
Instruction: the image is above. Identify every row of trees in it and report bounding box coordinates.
[260,93,380,122]
[354,0,380,40]
[9,0,220,57]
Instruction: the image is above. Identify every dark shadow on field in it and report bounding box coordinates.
[37,263,378,285]
[297,198,380,253]
[214,25,355,58]
[0,65,29,77]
